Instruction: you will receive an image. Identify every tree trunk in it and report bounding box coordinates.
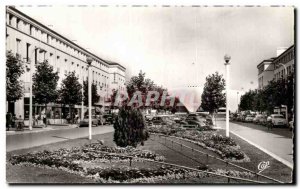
[45,103,47,126]
[211,112,216,127]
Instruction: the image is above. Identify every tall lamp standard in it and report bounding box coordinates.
[237,91,239,112]
[86,56,93,140]
[224,54,231,137]
[81,67,84,121]
[28,47,45,130]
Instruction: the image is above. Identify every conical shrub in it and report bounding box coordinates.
[113,107,149,147]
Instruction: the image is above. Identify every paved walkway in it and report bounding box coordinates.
[6,124,78,136]
[217,120,293,168]
[7,126,114,152]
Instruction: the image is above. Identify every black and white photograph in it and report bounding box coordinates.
[4,4,295,184]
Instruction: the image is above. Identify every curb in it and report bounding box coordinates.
[230,130,293,169]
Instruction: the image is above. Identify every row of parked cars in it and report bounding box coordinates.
[145,113,213,129]
[79,114,114,127]
[232,113,293,130]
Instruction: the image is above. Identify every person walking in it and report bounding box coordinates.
[42,112,47,127]
[267,115,273,130]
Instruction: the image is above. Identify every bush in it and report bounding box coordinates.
[113,108,149,147]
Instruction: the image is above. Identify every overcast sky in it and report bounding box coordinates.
[16,6,294,111]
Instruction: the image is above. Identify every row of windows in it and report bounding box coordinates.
[12,36,111,83]
[13,37,111,89]
[274,49,294,69]
[274,64,294,80]
[7,12,110,70]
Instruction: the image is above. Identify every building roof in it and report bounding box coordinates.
[7,6,126,70]
[256,57,276,69]
[105,61,126,70]
[272,44,295,63]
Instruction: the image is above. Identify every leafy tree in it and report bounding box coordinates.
[200,72,226,115]
[113,107,149,147]
[125,70,188,112]
[240,73,294,116]
[6,51,24,107]
[59,71,83,117]
[239,90,256,111]
[83,80,100,106]
[32,60,59,114]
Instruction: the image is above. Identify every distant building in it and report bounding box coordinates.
[6,6,126,124]
[257,58,276,89]
[273,45,295,81]
[257,45,294,89]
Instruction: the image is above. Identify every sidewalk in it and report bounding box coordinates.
[6,124,78,136]
[7,126,114,152]
[217,120,293,168]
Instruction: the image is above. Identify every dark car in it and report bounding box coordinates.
[79,115,99,127]
[180,114,206,129]
[103,114,114,125]
[151,116,167,125]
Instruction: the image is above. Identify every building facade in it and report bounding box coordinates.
[257,45,294,89]
[6,6,126,124]
[257,58,275,89]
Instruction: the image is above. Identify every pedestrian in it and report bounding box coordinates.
[6,112,12,131]
[267,115,273,130]
[42,112,47,127]
[75,113,79,124]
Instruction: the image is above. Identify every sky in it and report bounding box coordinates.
[16,6,294,112]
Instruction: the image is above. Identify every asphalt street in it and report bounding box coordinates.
[217,120,293,168]
[6,125,114,152]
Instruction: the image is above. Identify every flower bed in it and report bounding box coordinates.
[8,141,255,183]
[9,143,165,170]
[149,126,249,162]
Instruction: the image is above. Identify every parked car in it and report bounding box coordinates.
[173,116,183,123]
[145,115,154,123]
[245,115,255,122]
[151,116,167,125]
[180,114,206,129]
[103,114,114,125]
[79,115,99,127]
[253,114,267,125]
[267,114,288,127]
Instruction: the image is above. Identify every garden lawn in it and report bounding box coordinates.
[7,129,293,183]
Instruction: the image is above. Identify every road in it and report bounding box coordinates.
[217,120,293,168]
[6,126,114,152]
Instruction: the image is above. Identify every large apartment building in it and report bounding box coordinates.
[6,6,126,124]
[257,45,294,89]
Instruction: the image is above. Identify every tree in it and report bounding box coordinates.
[239,90,256,111]
[32,60,59,114]
[113,107,149,147]
[6,51,24,111]
[59,71,82,118]
[200,72,226,115]
[83,80,100,106]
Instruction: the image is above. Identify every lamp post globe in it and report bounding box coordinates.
[86,56,93,66]
[224,54,231,64]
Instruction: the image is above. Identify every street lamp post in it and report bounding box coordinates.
[86,56,93,140]
[29,47,45,130]
[80,66,85,121]
[224,54,231,137]
[237,91,239,112]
